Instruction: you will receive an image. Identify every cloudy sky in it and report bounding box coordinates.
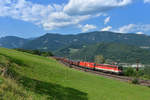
[0,0,150,38]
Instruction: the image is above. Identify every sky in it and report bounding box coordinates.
[0,0,150,38]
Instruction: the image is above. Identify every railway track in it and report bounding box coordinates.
[60,61,150,87]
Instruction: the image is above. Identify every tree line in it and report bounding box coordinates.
[15,48,54,57]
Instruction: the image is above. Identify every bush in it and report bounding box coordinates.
[143,66,150,79]
[136,70,144,77]
[132,78,139,84]
[123,67,137,76]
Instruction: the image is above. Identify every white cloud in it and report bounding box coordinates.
[0,32,8,37]
[78,24,97,32]
[0,0,132,31]
[115,24,135,33]
[43,12,91,30]
[114,24,150,33]
[101,26,112,31]
[136,32,144,34]
[144,0,150,3]
[0,0,91,30]
[104,16,111,24]
[64,0,132,15]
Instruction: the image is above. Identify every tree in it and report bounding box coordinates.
[143,65,150,79]
[94,55,105,64]
[105,59,113,64]
[123,67,136,76]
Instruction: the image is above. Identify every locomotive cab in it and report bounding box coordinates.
[118,65,123,74]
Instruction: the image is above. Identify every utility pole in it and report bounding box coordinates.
[136,58,139,72]
[85,56,86,61]
[117,59,120,65]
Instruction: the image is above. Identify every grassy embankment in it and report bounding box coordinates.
[0,48,150,100]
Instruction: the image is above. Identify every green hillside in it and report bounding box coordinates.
[56,43,150,64]
[0,48,150,100]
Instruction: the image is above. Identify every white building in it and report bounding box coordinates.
[120,63,145,68]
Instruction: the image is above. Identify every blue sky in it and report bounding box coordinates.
[0,0,150,38]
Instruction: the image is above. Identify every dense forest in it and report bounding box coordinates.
[55,43,150,64]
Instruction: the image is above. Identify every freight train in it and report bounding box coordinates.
[54,57,123,74]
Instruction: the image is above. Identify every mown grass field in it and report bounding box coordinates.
[0,47,150,100]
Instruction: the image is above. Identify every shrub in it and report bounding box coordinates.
[123,67,137,76]
[136,70,144,77]
[132,78,139,84]
[143,66,150,79]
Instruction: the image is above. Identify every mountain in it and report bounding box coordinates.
[54,44,85,57]
[22,33,72,51]
[22,31,150,51]
[1,31,150,56]
[55,43,150,64]
[0,36,29,48]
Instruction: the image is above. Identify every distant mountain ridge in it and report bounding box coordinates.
[0,36,29,48]
[22,31,150,51]
[1,31,150,51]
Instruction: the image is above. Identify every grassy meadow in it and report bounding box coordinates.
[0,48,150,100]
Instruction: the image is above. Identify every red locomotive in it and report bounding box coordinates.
[54,57,123,74]
[79,61,122,74]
